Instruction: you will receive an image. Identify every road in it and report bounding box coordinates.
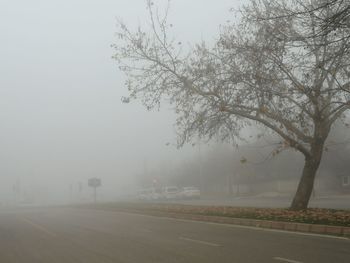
[0,207,349,263]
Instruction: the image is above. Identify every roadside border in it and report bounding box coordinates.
[78,206,350,238]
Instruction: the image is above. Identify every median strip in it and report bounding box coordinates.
[73,202,350,237]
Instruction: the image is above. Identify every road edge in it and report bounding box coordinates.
[75,206,350,238]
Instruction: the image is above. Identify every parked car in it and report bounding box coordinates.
[162,186,180,200]
[137,188,162,201]
[180,186,201,199]
[137,189,152,201]
[151,188,163,200]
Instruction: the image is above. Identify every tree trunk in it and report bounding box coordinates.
[228,174,234,196]
[290,145,324,210]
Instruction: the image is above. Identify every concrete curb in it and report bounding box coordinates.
[105,208,350,237]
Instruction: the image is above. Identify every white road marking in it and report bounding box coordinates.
[179,236,222,247]
[273,256,303,263]
[22,218,57,237]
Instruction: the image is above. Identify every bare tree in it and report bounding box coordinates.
[113,0,350,210]
[320,0,349,32]
[253,0,350,38]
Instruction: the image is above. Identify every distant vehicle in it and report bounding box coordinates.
[180,187,201,200]
[162,186,180,200]
[137,189,152,201]
[19,199,36,207]
[137,188,162,201]
[150,188,163,200]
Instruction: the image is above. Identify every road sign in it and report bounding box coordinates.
[88,178,101,188]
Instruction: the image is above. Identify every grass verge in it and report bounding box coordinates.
[75,202,350,227]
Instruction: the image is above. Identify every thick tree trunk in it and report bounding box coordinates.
[228,175,234,196]
[290,143,325,210]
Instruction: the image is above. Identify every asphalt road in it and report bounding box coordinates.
[0,207,349,263]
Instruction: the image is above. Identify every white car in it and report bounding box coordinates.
[162,186,180,200]
[137,189,152,201]
[150,188,163,200]
[180,187,201,199]
[137,188,163,201]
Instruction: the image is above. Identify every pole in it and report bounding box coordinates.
[93,187,97,203]
[69,184,72,203]
[198,139,203,193]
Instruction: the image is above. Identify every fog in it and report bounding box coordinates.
[0,1,349,262]
[1,0,349,208]
[0,0,239,204]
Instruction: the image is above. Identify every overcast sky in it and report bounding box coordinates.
[0,0,243,203]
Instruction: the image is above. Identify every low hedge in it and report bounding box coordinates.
[79,202,350,227]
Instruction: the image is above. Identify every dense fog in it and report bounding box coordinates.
[0,0,237,204]
[1,0,349,206]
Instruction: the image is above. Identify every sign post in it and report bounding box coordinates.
[88,178,101,203]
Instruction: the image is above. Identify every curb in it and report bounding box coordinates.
[98,208,350,238]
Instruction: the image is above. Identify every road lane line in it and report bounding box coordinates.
[22,218,57,238]
[273,257,303,263]
[179,236,222,247]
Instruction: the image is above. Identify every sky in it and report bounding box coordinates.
[0,0,243,203]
